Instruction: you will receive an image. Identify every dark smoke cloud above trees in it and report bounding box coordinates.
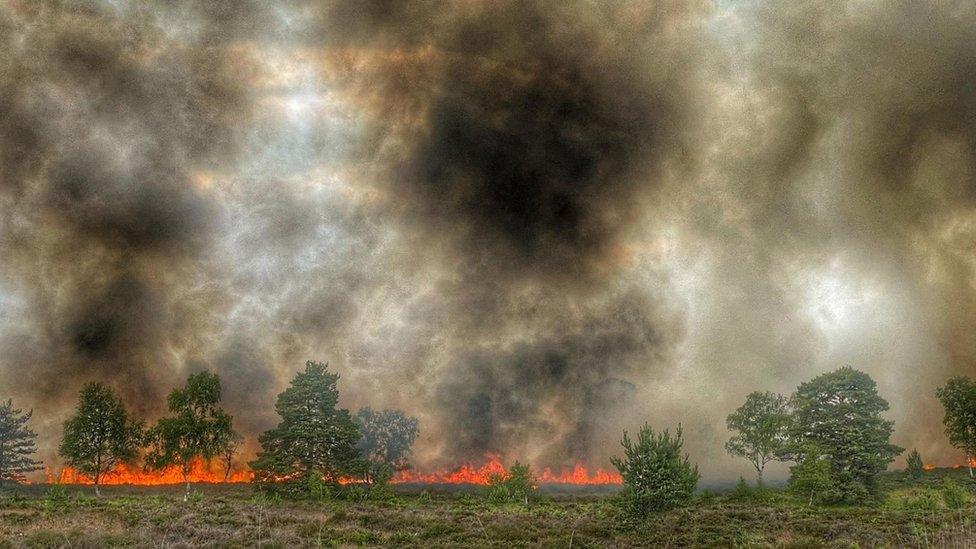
[2,0,976,480]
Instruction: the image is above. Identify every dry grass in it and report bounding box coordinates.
[2,473,976,547]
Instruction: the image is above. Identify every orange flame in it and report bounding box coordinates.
[45,454,621,486]
[922,463,936,471]
[390,454,622,485]
[46,457,253,485]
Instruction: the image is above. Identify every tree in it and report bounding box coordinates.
[250,361,363,491]
[354,407,419,482]
[611,424,699,517]
[905,448,924,479]
[59,383,143,497]
[144,372,234,501]
[725,391,791,485]
[790,366,903,500]
[0,399,42,487]
[936,376,976,477]
[789,446,832,506]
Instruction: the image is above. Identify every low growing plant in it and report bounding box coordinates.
[485,461,536,504]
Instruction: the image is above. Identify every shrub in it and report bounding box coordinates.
[730,477,753,501]
[942,478,968,509]
[906,449,924,479]
[611,424,699,518]
[485,461,536,504]
[901,490,940,511]
[256,472,334,500]
[789,449,831,505]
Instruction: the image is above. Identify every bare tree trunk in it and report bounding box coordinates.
[184,478,190,502]
[94,481,101,498]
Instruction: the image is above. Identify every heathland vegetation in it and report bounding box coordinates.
[6,363,976,546]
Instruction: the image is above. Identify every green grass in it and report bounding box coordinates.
[1,470,976,547]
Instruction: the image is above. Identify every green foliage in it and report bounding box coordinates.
[59,383,143,496]
[890,489,941,511]
[250,361,364,493]
[730,477,753,501]
[941,477,968,509]
[43,483,69,504]
[485,461,536,504]
[906,448,924,479]
[0,399,42,486]
[789,448,832,505]
[354,407,419,481]
[611,424,699,517]
[937,377,976,463]
[790,366,903,501]
[725,391,791,483]
[144,372,234,500]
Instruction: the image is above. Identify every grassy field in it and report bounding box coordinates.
[3,469,976,547]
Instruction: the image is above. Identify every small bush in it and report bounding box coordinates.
[789,451,832,505]
[905,448,924,479]
[729,477,753,501]
[44,483,70,504]
[366,463,396,501]
[611,424,699,518]
[903,491,940,511]
[485,461,536,504]
[942,478,968,509]
[255,472,335,500]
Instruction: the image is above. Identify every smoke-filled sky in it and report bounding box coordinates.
[2,0,976,482]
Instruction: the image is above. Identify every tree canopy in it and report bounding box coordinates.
[354,407,419,480]
[725,391,791,484]
[790,366,902,498]
[59,383,143,496]
[145,372,235,500]
[936,376,976,475]
[250,361,363,487]
[0,399,42,486]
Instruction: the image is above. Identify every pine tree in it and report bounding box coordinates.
[59,383,143,496]
[906,448,924,479]
[250,361,363,490]
[0,399,43,487]
[790,366,902,501]
[611,424,699,517]
[145,372,234,501]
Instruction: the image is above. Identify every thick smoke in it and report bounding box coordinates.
[5,0,976,480]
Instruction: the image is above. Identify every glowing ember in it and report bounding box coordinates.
[922,463,935,471]
[46,458,253,485]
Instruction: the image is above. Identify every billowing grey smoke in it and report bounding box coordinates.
[5,0,976,479]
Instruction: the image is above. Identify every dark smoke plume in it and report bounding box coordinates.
[5,0,976,480]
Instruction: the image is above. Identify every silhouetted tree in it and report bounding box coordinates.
[59,383,143,496]
[250,361,363,492]
[790,367,902,501]
[725,391,791,485]
[936,376,976,477]
[0,399,42,487]
[611,424,699,517]
[145,372,234,501]
[354,407,419,482]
